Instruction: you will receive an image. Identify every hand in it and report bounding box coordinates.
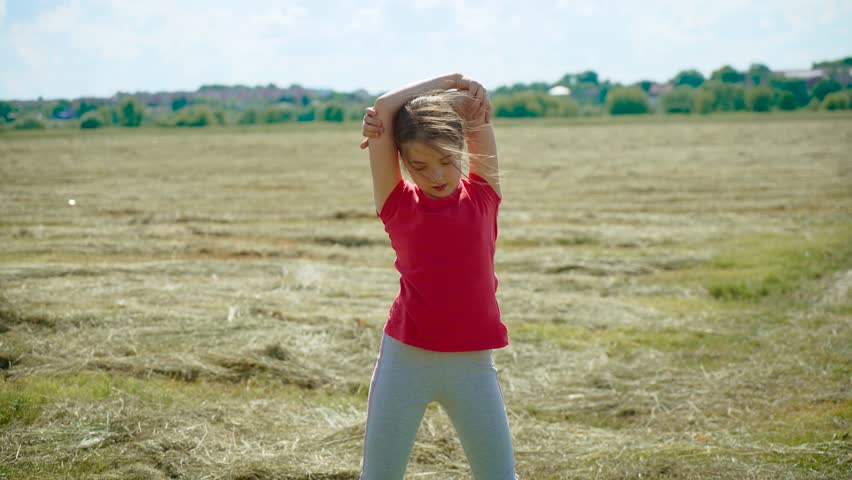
[454,77,491,125]
[359,107,384,149]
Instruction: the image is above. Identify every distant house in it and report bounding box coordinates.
[548,85,571,96]
[647,82,673,108]
[55,108,77,120]
[648,82,673,97]
[773,69,828,88]
[828,67,852,86]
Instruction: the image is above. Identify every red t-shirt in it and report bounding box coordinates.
[376,172,509,352]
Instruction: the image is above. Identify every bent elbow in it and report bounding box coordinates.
[373,97,389,114]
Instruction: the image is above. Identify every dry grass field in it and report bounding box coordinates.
[1,113,851,479]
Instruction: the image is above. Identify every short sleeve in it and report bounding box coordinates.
[468,172,501,210]
[377,178,407,226]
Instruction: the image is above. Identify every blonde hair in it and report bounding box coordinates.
[393,89,500,185]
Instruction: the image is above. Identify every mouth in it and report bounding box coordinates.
[433,184,447,191]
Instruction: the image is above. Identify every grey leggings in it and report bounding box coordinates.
[360,333,518,479]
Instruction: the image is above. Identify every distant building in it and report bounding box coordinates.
[773,69,827,88]
[55,108,77,119]
[548,85,571,96]
[648,82,673,97]
[647,82,673,108]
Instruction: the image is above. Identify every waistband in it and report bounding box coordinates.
[382,333,493,361]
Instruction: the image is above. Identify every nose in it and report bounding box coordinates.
[429,169,444,183]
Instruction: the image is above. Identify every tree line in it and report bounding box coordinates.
[1,57,850,130]
[493,58,852,117]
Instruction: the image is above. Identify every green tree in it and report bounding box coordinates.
[747,63,771,86]
[0,101,15,121]
[822,91,849,110]
[492,91,578,118]
[238,109,258,125]
[711,65,745,83]
[605,87,650,115]
[171,96,188,111]
[813,56,852,68]
[493,93,542,117]
[297,107,316,121]
[700,81,747,112]
[13,115,47,130]
[50,99,72,118]
[76,101,98,117]
[661,85,694,113]
[671,69,705,88]
[80,109,109,129]
[576,70,599,85]
[323,103,345,122]
[174,105,220,127]
[747,87,773,112]
[776,91,797,111]
[261,106,294,124]
[693,90,714,114]
[811,79,842,102]
[806,97,821,111]
[502,81,550,94]
[769,77,809,107]
[119,97,143,127]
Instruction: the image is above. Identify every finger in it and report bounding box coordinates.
[464,87,478,112]
[468,89,482,115]
[469,81,481,97]
[473,97,486,119]
[472,84,484,107]
[469,83,480,101]
[365,107,377,115]
[360,138,369,149]
[477,92,490,118]
[462,94,472,114]
[365,115,382,127]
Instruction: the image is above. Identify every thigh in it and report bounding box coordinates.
[361,334,435,479]
[438,356,518,480]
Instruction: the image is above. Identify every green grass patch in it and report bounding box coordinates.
[649,226,852,303]
[511,320,762,367]
[510,321,596,350]
[0,388,45,427]
[625,294,733,318]
[758,398,852,446]
[2,370,363,418]
[1,371,152,411]
[0,459,116,480]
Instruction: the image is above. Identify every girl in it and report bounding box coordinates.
[357,73,519,479]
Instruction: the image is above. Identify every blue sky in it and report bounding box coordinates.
[1,0,850,101]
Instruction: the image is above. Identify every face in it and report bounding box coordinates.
[401,142,462,199]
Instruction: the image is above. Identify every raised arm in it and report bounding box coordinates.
[457,79,501,198]
[367,73,462,214]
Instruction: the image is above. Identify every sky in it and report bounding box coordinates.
[1,0,851,101]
